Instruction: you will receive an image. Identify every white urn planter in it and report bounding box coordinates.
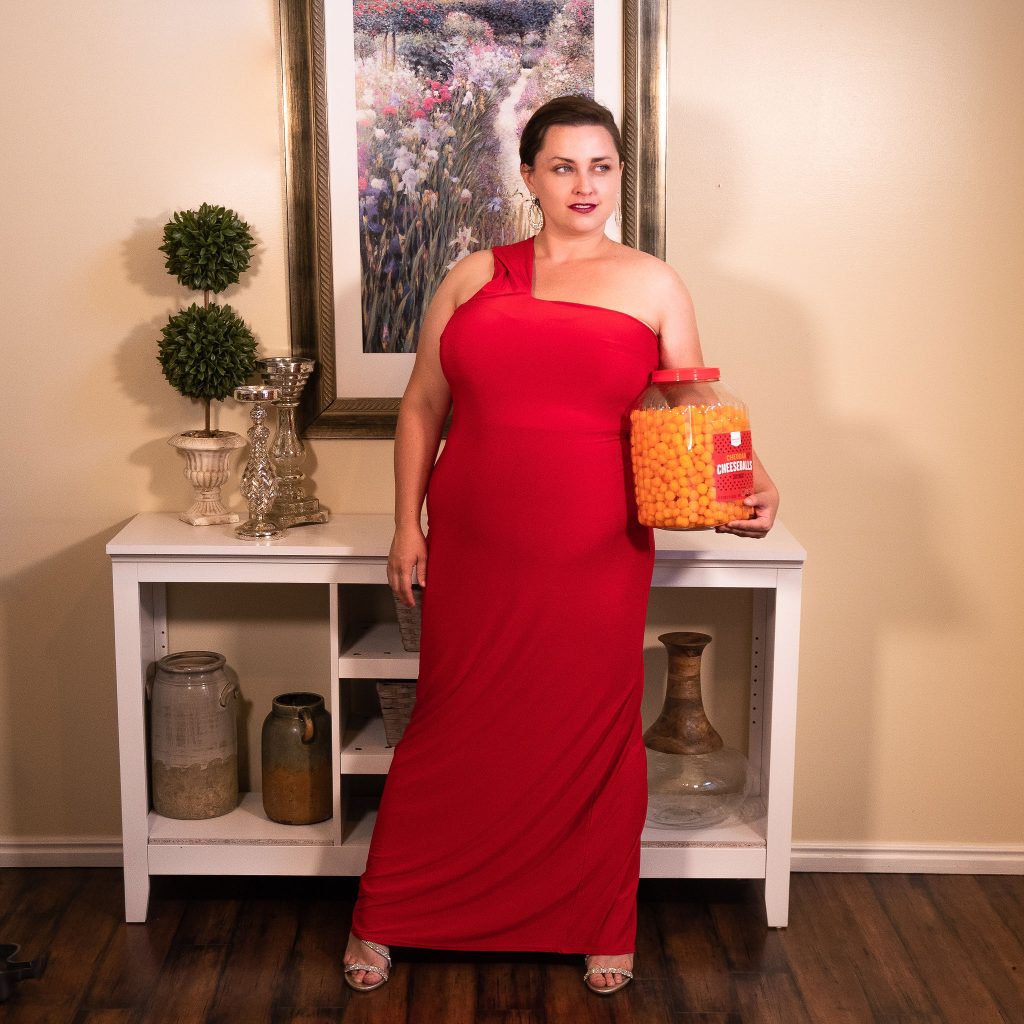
[168,430,246,526]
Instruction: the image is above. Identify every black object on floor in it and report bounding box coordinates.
[0,943,47,1003]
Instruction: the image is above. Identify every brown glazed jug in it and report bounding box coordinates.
[261,692,332,825]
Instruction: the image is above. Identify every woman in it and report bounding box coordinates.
[343,95,779,996]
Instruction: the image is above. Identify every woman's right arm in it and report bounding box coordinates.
[388,250,493,606]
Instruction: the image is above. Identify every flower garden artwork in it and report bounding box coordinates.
[353,0,595,353]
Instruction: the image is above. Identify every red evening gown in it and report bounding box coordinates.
[351,236,660,955]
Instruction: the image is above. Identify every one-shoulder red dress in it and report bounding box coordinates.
[351,236,660,955]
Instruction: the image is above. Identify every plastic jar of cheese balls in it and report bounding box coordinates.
[629,368,755,530]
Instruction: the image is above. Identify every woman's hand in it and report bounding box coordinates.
[716,451,779,538]
[388,523,428,607]
[716,485,779,538]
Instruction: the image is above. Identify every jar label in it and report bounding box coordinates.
[712,430,754,500]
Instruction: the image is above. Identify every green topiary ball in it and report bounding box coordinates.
[158,302,258,401]
[159,203,256,294]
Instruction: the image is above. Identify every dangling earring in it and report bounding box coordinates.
[528,194,544,233]
[614,197,622,227]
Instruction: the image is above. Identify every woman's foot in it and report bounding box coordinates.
[342,933,391,990]
[583,953,634,993]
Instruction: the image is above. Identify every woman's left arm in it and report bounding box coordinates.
[649,258,779,538]
[650,259,704,370]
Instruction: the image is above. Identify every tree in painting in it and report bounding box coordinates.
[353,0,595,353]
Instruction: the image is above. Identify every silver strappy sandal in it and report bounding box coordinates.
[583,954,634,995]
[343,937,392,992]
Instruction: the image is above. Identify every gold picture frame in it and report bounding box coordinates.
[279,0,667,438]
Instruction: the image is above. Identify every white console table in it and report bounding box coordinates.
[108,512,804,925]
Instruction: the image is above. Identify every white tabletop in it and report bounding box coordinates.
[107,512,805,567]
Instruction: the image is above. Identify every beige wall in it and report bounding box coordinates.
[666,0,1024,843]
[1,0,1021,847]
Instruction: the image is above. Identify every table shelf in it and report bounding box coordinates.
[341,714,397,773]
[148,792,336,846]
[339,621,419,678]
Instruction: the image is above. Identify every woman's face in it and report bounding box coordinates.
[520,123,623,235]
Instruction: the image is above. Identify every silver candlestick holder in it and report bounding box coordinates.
[234,385,283,541]
[255,356,329,528]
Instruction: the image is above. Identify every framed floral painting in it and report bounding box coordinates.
[280,0,666,437]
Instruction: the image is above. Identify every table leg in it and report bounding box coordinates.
[762,568,803,927]
[112,567,156,923]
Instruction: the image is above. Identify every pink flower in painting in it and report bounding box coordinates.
[412,108,427,119]
[382,105,398,116]
[422,96,435,112]
[565,0,594,26]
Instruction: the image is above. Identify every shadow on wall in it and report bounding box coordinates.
[0,216,270,841]
[0,524,130,838]
[121,212,266,300]
[641,589,754,756]
[666,102,969,839]
[164,583,331,795]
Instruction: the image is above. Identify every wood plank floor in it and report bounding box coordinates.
[1,869,1022,1023]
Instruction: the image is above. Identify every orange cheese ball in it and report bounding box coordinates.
[629,404,754,529]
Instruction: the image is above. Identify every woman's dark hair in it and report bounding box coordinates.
[519,95,624,168]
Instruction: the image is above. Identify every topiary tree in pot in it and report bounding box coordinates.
[158,203,259,525]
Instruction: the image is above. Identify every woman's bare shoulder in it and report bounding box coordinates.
[445,249,495,307]
[617,246,694,306]
[614,244,683,281]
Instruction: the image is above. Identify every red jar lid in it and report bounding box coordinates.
[651,367,720,383]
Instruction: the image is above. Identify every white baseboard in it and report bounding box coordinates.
[792,841,1024,874]
[3,838,1022,875]
[0,837,123,868]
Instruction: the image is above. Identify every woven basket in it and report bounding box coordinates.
[393,585,423,652]
[374,681,418,746]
